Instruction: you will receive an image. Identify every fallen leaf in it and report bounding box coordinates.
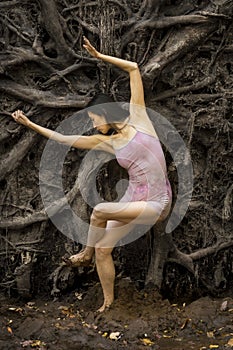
[207,331,215,338]
[7,326,13,334]
[31,340,46,347]
[209,345,219,349]
[109,331,121,340]
[180,318,191,330]
[140,338,154,346]
[75,292,83,300]
[20,340,33,347]
[227,338,233,347]
[220,300,228,311]
[8,307,24,314]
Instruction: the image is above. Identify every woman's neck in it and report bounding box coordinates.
[114,116,130,132]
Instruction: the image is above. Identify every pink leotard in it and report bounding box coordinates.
[114,130,172,212]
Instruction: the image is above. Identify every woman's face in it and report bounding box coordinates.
[88,111,111,134]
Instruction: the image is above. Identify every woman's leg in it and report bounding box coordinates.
[95,220,135,312]
[67,201,166,310]
[66,200,162,266]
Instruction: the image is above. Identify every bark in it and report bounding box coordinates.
[0,1,27,8]
[142,23,217,79]
[37,0,77,61]
[0,131,38,181]
[0,80,92,108]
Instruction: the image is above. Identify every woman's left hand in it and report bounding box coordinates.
[83,36,100,58]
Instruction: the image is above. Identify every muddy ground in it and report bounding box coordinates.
[0,277,233,350]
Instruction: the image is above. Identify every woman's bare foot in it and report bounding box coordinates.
[62,248,93,267]
[97,299,113,313]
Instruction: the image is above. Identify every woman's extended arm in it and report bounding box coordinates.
[83,36,145,107]
[11,110,113,152]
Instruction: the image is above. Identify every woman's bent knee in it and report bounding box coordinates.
[95,245,112,260]
[90,204,107,225]
[92,203,107,218]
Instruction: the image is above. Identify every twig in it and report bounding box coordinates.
[0,235,17,250]
[15,239,44,246]
[0,203,34,214]
[189,240,233,261]
[0,0,27,9]
[72,17,99,35]
[0,15,32,45]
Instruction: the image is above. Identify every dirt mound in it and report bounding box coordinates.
[0,278,233,349]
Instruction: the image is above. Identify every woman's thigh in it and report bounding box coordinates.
[94,201,163,225]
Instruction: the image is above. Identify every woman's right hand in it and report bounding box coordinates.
[83,36,100,58]
[11,110,30,127]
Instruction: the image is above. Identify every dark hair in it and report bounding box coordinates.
[87,93,129,124]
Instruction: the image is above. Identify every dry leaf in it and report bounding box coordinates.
[140,338,154,346]
[220,300,228,311]
[21,340,33,347]
[180,318,191,330]
[207,331,215,338]
[109,331,121,340]
[227,338,233,347]
[31,340,46,347]
[7,326,13,334]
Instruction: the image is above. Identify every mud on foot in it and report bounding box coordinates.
[62,249,93,267]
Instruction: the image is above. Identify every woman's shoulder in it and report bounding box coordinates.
[128,118,158,139]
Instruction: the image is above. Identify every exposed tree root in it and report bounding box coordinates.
[0,80,92,108]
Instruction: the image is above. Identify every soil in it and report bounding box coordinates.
[0,278,233,350]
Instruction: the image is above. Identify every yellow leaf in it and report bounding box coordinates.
[7,326,13,334]
[227,338,233,347]
[31,340,46,347]
[207,331,215,338]
[102,332,108,338]
[140,338,154,346]
[209,345,219,349]
[180,318,191,330]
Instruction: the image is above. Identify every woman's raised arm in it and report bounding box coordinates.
[83,36,145,108]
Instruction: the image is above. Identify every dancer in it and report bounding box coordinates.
[11,36,172,312]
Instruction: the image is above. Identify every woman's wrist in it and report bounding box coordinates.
[27,120,33,128]
[97,52,103,59]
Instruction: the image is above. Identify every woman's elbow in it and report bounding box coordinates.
[129,62,139,72]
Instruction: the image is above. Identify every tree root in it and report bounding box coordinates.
[152,75,216,101]
[0,130,39,181]
[142,23,217,80]
[0,80,92,108]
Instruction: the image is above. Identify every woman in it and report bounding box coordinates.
[12,36,172,312]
